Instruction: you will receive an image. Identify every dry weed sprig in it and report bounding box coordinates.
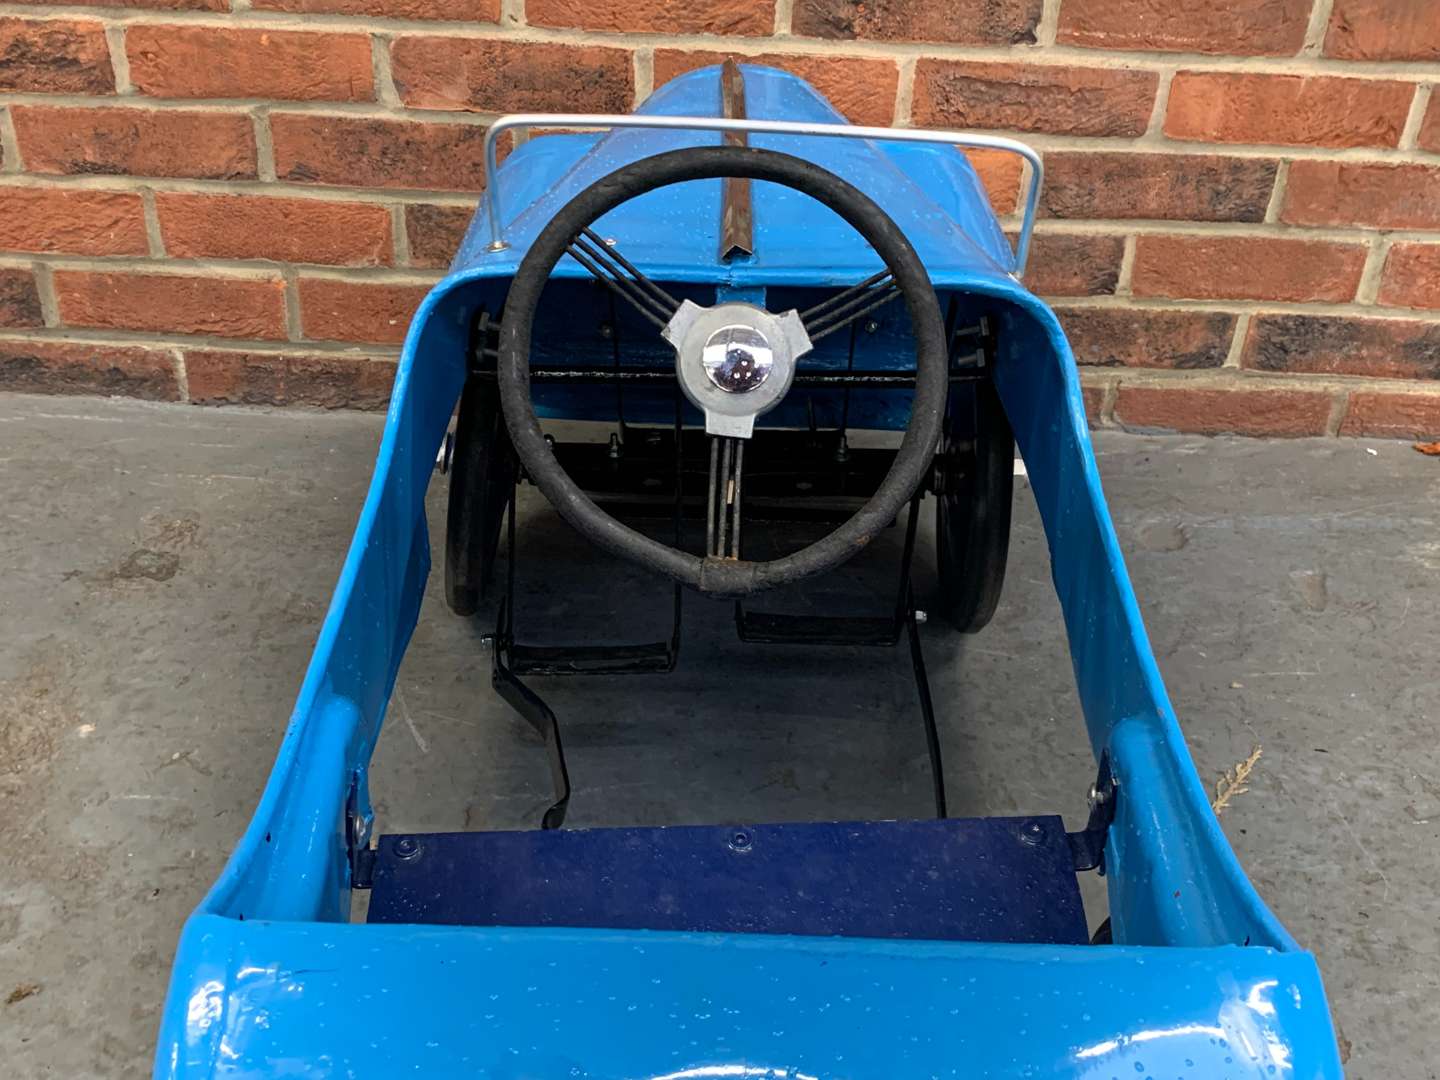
[1212,744,1263,816]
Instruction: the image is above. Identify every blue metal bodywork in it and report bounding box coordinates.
[154,66,1341,1078]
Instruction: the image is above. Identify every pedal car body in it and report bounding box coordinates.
[154,65,1341,1078]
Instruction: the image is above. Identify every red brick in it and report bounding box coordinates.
[0,339,179,399]
[1023,234,1124,297]
[157,194,393,267]
[0,18,113,94]
[1340,392,1440,440]
[186,350,394,409]
[793,0,1042,45]
[1081,383,1107,425]
[1325,0,1440,61]
[26,0,223,8]
[1377,244,1440,311]
[913,61,1157,138]
[391,38,632,114]
[55,271,287,340]
[1418,99,1440,154]
[1058,308,1235,369]
[966,148,1023,216]
[528,0,773,35]
[273,115,490,193]
[299,278,431,344]
[1058,0,1310,56]
[1132,235,1368,303]
[1245,314,1440,380]
[0,269,43,328]
[1042,153,1278,222]
[1282,161,1440,231]
[253,0,496,18]
[12,106,256,181]
[126,25,372,101]
[405,204,471,269]
[653,52,897,127]
[1164,72,1412,149]
[1114,385,1332,437]
[0,188,147,256]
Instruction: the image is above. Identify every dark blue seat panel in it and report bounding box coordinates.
[366,815,1089,945]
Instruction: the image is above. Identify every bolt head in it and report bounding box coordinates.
[394,837,421,859]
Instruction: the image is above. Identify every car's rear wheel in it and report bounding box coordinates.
[934,380,1013,632]
[445,370,516,616]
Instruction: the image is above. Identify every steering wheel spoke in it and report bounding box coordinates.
[707,436,746,559]
[802,271,902,342]
[566,228,681,330]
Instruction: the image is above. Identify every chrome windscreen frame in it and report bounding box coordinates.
[478,113,1044,277]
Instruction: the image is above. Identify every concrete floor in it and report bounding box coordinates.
[0,393,1436,1078]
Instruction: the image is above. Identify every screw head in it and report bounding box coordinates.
[394,837,421,859]
[1019,821,1044,846]
[864,319,880,334]
[727,828,753,853]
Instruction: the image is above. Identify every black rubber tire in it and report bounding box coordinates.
[935,379,1013,633]
[444,372,516,616]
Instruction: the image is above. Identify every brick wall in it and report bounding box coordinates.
[1,0,1438,437]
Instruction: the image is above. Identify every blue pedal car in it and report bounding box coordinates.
[155,63,1342,1078]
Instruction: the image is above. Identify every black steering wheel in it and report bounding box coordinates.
[496,145,947,597]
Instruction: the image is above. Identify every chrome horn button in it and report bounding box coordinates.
[702,325,774,393]
[663,300,813,439]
